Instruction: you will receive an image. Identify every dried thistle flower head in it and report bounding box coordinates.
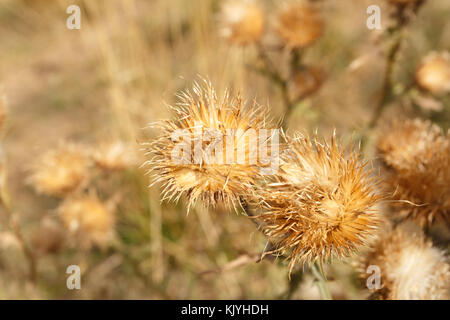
[377,118,450,227]
[29,143,89,197]
[92,141,135,172]
[257,133,381,272]
[275,1,323,48]
[415,51,450,95]
[288,66,324,100]
[220,0,265,46]
[360,223,449,300]
[58,193,115,249]
[145,80,277,211]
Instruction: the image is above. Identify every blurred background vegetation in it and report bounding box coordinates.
[0,0,448,299]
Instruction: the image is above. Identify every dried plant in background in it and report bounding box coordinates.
[31,217,65,256]
[288,66,324,102]
[58,193,116,249]
[415,51,450,95]
[220,0,325,130]
[360,222,449,300]
[219,0,265,46]
[275,1,323,49]
[377,118,450,227]
[28,143,89,197]
[92,141,136,172]
[256,134,382,272]
[368,0,426,129]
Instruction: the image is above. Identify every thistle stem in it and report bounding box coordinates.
[0,202,37,283]
[311,261,332,300]
[368,1,426,129]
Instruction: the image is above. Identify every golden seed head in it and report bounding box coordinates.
[29,143,89,197]
[58,194,115,249]
[257,134,382,272]
[377,118,450,227]
[360,223,449,300]
[219,0,265,46]
[276,1,323,48]
[288,66,324,100]
[415,51,450,95]
[92,141,135,172]
[145,80,276,211]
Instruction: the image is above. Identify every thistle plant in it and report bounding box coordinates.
[415,51,450,96]
[145,80,276,211]
[145,80,384,299]
[360,222,449,300]
[255,134,382,273]
[28,143,89,197]
[58,192,116,249]
[27,139,134,253]
[377,118,449,227]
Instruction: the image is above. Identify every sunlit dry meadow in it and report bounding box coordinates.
[0,0,448,299]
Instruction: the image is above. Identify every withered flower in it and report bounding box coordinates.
[276,1,323,48]
[145,80,278,211]
[415,51,450,95]
[29,143,89,197]
[257,133,382,272]
[58,193,115,249]
[377,118,450,227]
[92,141,135,172]
[360,222,449,300]
[219,0,265,46]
